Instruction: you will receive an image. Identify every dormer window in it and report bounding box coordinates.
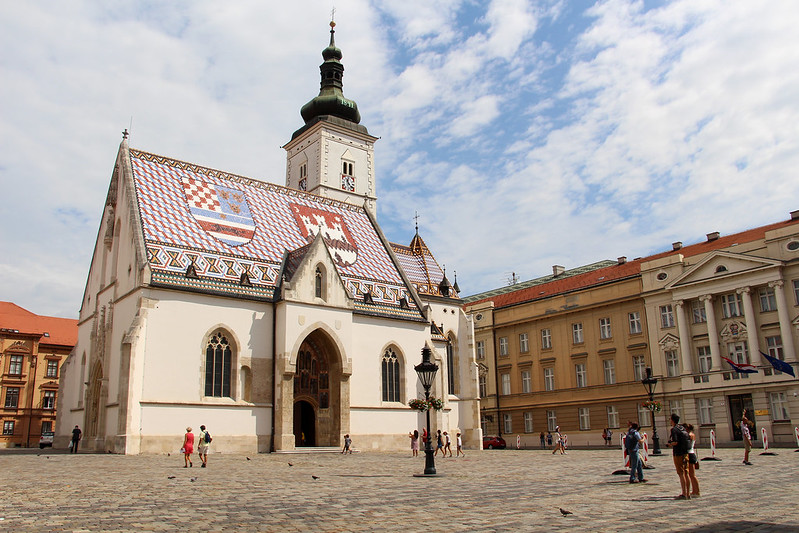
[341,160,355,191]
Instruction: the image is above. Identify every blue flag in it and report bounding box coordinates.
[722,356,758,374]
[760,351,796,377]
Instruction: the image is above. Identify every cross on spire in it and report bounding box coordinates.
[414,211,420,234]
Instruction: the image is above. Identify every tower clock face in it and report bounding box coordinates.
[299,178,307,191]
[341,174,355,192]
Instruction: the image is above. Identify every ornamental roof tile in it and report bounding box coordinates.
[129,149,422,319]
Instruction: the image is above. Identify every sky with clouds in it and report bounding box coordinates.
[2,0,799,318]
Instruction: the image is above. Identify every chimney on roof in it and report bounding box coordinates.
[672,242,682,250]
[552,265,565,277]
[617,256,627,265]
[706,231,720,242]
[791,210,799,221]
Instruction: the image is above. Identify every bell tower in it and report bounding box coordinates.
[283,21,378,213]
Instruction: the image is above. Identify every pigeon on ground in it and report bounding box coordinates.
[190,477,197,482]
[167,476,176,479]
[288,462,293,467]
[559,508,573,516]
[246,457,251,461]
[312,475,320,480]
[167,453,171,456]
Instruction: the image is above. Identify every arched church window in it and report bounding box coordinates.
[205,332,232,398]
[315,265,326,300]
[381,348,401,402]
[446,335,457,395]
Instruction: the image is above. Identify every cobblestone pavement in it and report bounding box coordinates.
[1,445,798,532]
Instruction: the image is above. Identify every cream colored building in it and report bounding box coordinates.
[466,213,799,448]
[55,25,480,454]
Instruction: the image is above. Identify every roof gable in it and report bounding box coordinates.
[666,250,781,290]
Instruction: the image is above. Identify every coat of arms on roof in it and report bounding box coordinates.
[289,203,358,267]
[181,176,256,246]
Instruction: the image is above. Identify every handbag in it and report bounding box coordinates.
[180,447,185,454]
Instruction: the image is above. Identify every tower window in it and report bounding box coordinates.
[342,161,353,176]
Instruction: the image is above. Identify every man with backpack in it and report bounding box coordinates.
[626,421,646,483]
[197,425,212,468]
[667,413,691,500]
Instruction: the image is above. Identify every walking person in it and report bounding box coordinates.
[546,431,553,447]
[626,421,646,483]
[443,431,452,457]
[606,428,613,447]
[552,426,566,455]
[456,432,465,457]
[342,434,352,454]
[434,430,444,456]
[182,427,194,468]
[410,430,420,457]
[539,431,546,449]
[197,425,210,468]
[667,414,691,500]
[685,423,700,497]
[70,425,82,453]
[741,410,753,465]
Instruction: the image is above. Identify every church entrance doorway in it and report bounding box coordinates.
[292,331,340,447]
[293,400,315,447]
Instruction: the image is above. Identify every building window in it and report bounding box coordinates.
[572,323,583,344]
[4,387,20,408]
[697,398,713,424]
[692,300,706,323]
[728,341,749,365]
[2,421,14,435]
[759,287,777,312]
[697,346,712,374]
[9,354,23,375]
[42,391,56,410]
[575,363,587,388]
[204,332,232,398]
[606,405,619,429]
[721,292,743,318]
[476,340,485,360]
[41,421,53,433]
[541,329,552,349]
[603,359,616,385]
[660,305,675,328]
[770,392,790,421]
[793,280,799,305]
[478,373,487,397]
[46,360,59,378]
[578,407,591,430]
[314,266,324,299]
[501,373,511,395]
[637,403,651,427]
[498,337,509,357]
[521,370,532,393]
[524,412,534,433]
[599,318,612,339]
[503,413,513,434]
[341,160,355,191]
[299,162,308,191]
[547,410,558,432]
[665,350,679,377]
[766,336,784,360]
[668,399,683,418]
[544,368,555,391]
[381,349,401,402]
[632,355,646,381]
[519,332,529,353]
[628,312,642,334]
[446,338,456,395]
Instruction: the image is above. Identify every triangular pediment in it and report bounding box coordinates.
[719,320,748,340]
[658,333,680,351]
[666,251,781,290]
[282,233,353,309]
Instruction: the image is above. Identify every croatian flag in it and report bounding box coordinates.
[722,356,758,374]
[760,351,796,377]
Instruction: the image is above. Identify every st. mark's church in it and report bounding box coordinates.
[56,23,481,454]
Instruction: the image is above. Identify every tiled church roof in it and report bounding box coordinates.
[129,149,424,321]
[391,233,456,299]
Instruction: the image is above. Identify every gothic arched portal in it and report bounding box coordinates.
[292,330,342,447]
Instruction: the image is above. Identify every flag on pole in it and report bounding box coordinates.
[760,351,796,377]
[722,356,758,373]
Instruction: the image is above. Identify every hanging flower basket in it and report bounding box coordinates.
[428,398,444,411]
[642,400,662,412]
[409,399,429,411]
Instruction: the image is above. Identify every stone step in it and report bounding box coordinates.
[274,446,355,454]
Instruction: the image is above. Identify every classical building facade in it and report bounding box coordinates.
[56,24,480,454]
[0,302,77,448]
[465,213,799,448]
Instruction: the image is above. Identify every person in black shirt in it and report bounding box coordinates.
[667,414,690,500]
[70,425,82,454]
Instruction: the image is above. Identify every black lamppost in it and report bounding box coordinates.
[415,346,439,475]
[642,367,662,455]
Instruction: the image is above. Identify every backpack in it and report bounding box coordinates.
[673,424,690,454]
[204,431,212,443]
[625,430,639,452]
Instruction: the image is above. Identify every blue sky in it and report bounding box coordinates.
[2,0,799,318]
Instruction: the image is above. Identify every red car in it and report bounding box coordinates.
[483,436,507,449]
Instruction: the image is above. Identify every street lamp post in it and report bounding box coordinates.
[641,367,662,455]
[414,346,439,476]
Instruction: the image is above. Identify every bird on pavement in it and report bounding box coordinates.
[246,457,251,461]
[190,477,197,482]
[288,462,293,467]
[167,476,176,479]
[559,508,573,516]
[312,475,320,480]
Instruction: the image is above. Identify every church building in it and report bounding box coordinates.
[56,23,481,454]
